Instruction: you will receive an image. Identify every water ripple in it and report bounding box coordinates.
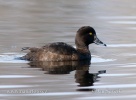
[0,75,35,78]
[0,52,114,63]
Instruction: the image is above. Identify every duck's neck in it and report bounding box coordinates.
[75,44,90,53]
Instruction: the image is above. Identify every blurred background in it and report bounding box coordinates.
[1,0,136,100]
[0,0,112,53]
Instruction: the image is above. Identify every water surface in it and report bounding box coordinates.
[0,0,136,100]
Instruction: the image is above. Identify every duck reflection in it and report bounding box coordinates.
[28,60,90,74]
[75,68,98,87]
[28,60,106,89]
[75,65,106,91]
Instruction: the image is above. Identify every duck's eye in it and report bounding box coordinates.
[89,32,92,35]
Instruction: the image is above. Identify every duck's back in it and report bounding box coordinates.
[21,42,79,61]
[43,42,77,55]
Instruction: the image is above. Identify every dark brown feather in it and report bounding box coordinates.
[21,42,81,61]
[21,26,105,61]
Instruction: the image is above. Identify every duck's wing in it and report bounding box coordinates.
[21,42,78,61]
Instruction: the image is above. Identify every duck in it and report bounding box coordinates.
[21,26,106,61]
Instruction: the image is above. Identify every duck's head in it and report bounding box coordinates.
[75,26,106,49]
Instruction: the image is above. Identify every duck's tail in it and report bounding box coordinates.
[20,47,31,60]
[21,47,30,51]
[20,47,40,61]
[21,47,40,52]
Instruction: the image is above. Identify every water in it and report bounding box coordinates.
[0,0,136,100]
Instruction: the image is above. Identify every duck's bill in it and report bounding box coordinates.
[94,36,106,46]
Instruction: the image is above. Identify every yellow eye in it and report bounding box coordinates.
[89,32,92,35]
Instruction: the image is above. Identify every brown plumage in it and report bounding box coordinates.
[21,26,106,61]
